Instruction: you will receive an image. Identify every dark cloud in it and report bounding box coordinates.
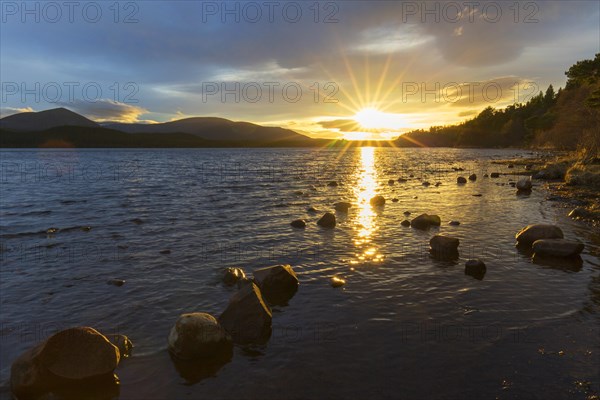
[57,99,148,123]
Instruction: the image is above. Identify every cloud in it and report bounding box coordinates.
[0,107,34,118]
[442,76,528,107]
[457,110,478,117]
[58,99,148,123]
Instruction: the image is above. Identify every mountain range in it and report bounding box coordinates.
[0,108,310,146]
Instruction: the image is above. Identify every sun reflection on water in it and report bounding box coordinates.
[351,147,384,265]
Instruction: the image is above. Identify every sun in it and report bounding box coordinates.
[353,108,407,130]
[354,108,384,129]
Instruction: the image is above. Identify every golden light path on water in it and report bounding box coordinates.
[351,147,384,265]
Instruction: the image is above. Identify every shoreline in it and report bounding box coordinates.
[493,151,600,227]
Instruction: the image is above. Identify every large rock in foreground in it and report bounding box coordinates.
[515,224,564,246]
[168,313,232,360]
[411,213,441,230]
[11,327,122,398]
[532,239,584,258]
[253,264,299,305]
[40,327,120,380]
[430,235,459,259]
[219,283,272,345]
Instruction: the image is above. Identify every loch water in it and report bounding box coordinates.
[1,147,598,399]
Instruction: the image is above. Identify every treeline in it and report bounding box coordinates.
[397,54,600,150]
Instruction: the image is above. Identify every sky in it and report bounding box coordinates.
[1,0,599,140]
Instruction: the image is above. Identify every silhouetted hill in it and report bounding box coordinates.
[104,117,307,142]
[0,126,333,148]
[0,108,99,131]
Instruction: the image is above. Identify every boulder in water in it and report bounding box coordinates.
[515,224,563,246]
[252,264,299,305]
[465,259,486,280]
[290,219,306,229]
[532,239,584,257]
[490,172,500,178]
[219,283,272,345]
[448,220,460,226]
[317,212,336,228]
[457,177,467,184]
[401,220,411,227]
[327,181,338,187]
[370,195,386,207]
[429,235,459,259]
[410,213,441,230]
[516,177,532,191]
[35,327,120,381]
[168,313,232,360]
[468,174,477,181]
[334,202,352,212]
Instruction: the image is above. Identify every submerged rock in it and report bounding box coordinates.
[448,221,460,226]
[515,224,564,246]
[160,249,171,254]
[401,220,411,227]
[107,279,125,287]
[317,212,336,228]
[219,283,272,345]
[223,267,246,286]
[307,206,318,213]
[330,276,346,288]
[327,181,338,187]
[290,219,306,229]
[168,313,232,360]
[388,179,395,185]
[422,181,431,187]
[429,235,460,259]
[468,174,477,181]
[490,172,500,178]
[334,202,352,212]
[392,198,399,203]
[370,195,386,207]
[457,177,467,184]
[252,264,299,305]
[410,213,441,230]
[465,259,486,280]
[532,239,584,258]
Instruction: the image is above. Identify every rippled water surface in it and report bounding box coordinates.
[1,148,599,399]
